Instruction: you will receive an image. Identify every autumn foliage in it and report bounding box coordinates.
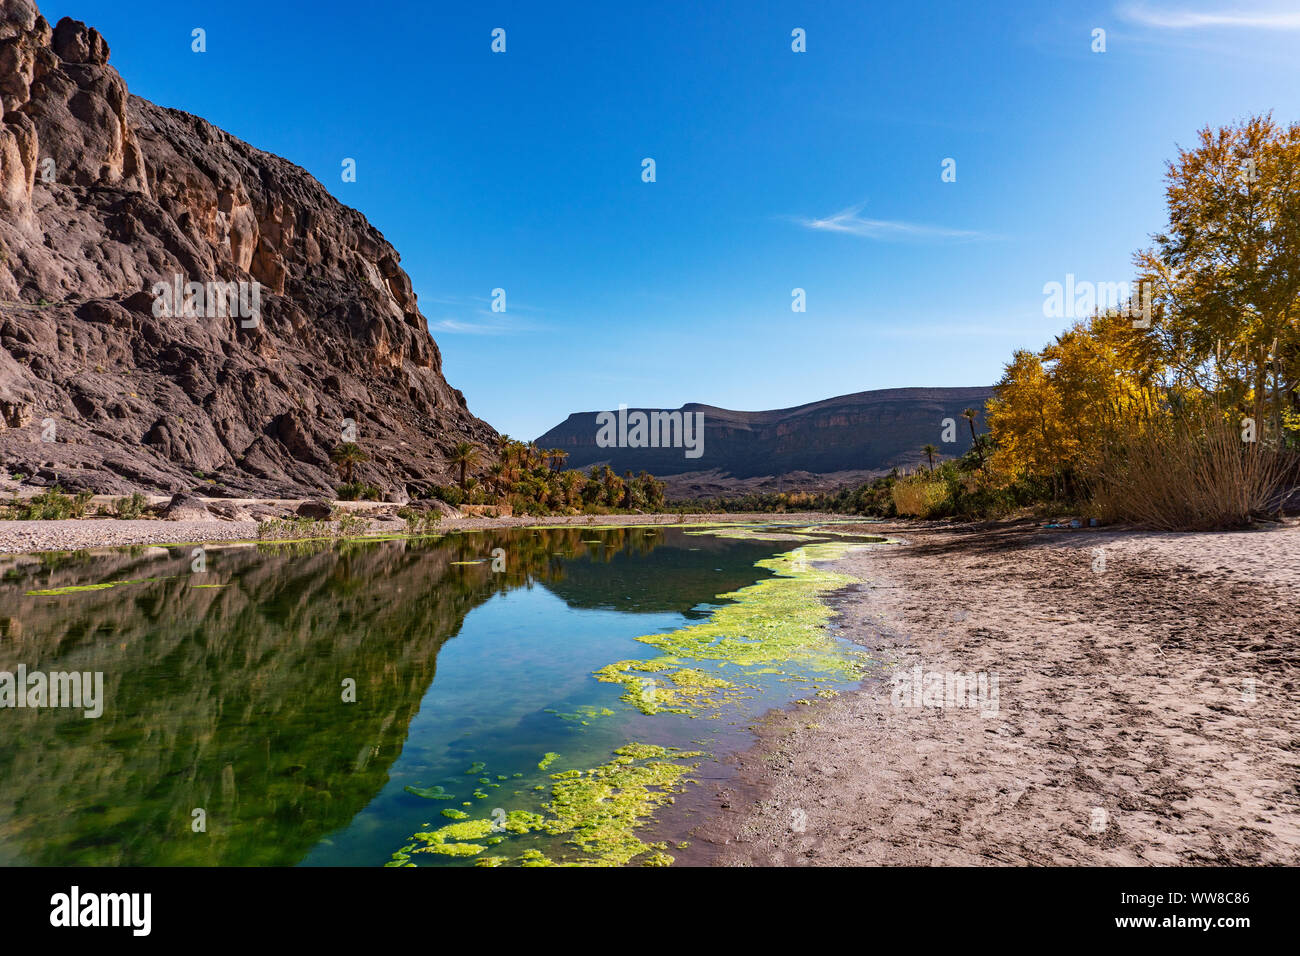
[983,115,1299,526]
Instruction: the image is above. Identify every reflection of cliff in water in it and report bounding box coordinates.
[529,529,781,615]
[0,530,665,866]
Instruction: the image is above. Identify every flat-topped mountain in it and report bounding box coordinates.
[0,0,496,497]
[534,386,995,484]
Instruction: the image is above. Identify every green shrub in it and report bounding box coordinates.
[113,492,150,519]
[10,486,94,520]
[336,482,382,502]
[257,517,322,539]
[431,485,463,507]
[334,513,369,536]
[396,507,442,535]
[259,513,378,539]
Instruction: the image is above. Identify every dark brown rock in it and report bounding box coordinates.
[0,2,498,497]
[205,501,251,521]
[162,492,210,520]
[295,499,332,520]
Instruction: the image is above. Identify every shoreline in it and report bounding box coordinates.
[0,511,858,556]
[686,519,1300,865]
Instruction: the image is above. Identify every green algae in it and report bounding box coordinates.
[593,661,742,716]
[540,744,701,866]
[391,745,702,868]
[441,808,469,819]
[537,752,560,770]
[683,528,823,542]
[591,541,871,716]
[26,576,166,596]
[404,784,455,800]
[545,704,614,724]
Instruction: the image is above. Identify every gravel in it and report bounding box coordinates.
[0,519,261,554]
[0,512,837,555]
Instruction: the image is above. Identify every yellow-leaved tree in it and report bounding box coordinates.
[1134,114,1300,435]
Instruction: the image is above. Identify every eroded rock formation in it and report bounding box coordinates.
[0,0,496,497]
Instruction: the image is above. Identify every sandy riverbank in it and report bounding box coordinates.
[692,520,1300,865]
[0,510,845,554]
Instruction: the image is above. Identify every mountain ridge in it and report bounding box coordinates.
[535,385,995,482]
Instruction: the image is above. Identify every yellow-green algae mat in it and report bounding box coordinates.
[595,539,872,716]
[389,539,873,867]
[388,744,701,867]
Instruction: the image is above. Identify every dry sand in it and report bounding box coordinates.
[693,520,1300,866]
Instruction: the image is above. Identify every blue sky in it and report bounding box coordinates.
[44,0,1300,438]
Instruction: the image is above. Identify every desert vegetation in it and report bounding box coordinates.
[411,438,667,517]
[1,486,158,521]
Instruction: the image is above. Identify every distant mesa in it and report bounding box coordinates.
[534,386,995,496]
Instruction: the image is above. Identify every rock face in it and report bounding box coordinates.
[534,386,996,481]
[0,1,496,497]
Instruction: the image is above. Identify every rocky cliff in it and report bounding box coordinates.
[534,386,996,482]
[0,0,496,497]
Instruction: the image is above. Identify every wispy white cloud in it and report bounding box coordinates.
[1119,3,1300,29]
[428,313,539,336]
[794,203,995,242]
[420,292,547,335]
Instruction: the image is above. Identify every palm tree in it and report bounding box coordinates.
[961,407,985,467]
[560,470,582,507]
[487,462,507,497]
[600,465,621,506]
[329,442,369,484]
[921,443,939,472]
[549,448,568,473]
[449,441,480,489]
[504,441,524,482]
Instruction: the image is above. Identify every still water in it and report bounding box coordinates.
[0,524,871,866]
